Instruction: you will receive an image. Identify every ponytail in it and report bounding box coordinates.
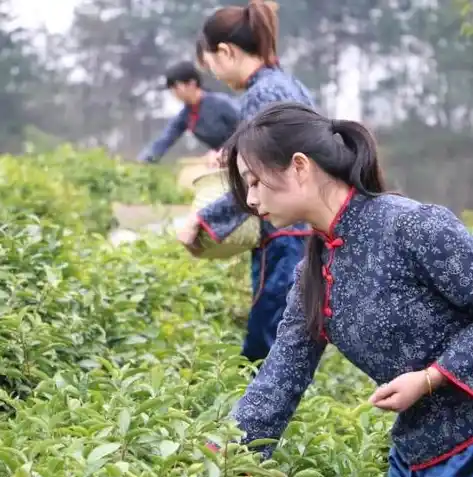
[246,0,279,66]
[331,119,387,195]
[304,120,387,340]
[302,236,325,341]
[198,1,280,67]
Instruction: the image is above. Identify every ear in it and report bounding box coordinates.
[290,152,311,183]
[216,42,233,58]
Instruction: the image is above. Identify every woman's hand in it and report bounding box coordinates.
[205,149,226,168]
[177,213,202,256]
[368,367,446,413]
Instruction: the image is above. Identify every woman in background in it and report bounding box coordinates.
[178,0,316,364]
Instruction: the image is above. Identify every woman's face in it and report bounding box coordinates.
[236,153,310,229]
[202,48,245,90]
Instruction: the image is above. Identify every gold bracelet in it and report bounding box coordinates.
[424,369,433,396]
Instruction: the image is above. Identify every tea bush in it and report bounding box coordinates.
[25,145,193,206]
[0,157,110,234]
[0,149,393,476]
[0,146,193,235]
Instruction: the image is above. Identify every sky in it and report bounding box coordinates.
[12,0,362,120]
[13,0,76,33]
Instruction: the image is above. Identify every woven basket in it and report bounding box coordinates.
[177,156,209,189]
[191,168,261,259]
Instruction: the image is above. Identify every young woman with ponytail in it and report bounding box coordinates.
[196,0,314,117]
[179,1,316,364]
[207,101,473,476]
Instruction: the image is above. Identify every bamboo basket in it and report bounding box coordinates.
[190,168,261,259]
[177,156,210,190]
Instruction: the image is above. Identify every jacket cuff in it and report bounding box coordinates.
[197,191,257,243]
[432,333,473,399]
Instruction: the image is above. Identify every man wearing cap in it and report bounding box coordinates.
[137,61,239,165]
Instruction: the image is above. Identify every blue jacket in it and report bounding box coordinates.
[139,92,240,162]
[230,191,473,471]
[199,66,316,362]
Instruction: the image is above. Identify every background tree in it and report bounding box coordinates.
[2,0,473,213]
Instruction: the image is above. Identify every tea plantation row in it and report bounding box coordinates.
[0,149,392,476]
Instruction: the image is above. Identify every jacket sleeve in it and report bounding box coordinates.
[396,203,473,397]
[138,109,187,163]
[230,261,327,458]
[196,191,255,244]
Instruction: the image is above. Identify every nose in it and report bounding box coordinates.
[246,186,259,210]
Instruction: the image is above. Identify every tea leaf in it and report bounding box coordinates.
[87,443,121,463]
[118,408,131,436]
[159,440,180,458]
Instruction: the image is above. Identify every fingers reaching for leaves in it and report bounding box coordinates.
[369,371,431,413]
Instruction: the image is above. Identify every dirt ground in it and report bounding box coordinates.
[112,158,207,230]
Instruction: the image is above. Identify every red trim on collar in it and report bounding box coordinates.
[311,186,355,324]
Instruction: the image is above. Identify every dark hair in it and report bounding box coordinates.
[164,61,202,89]
[224,102,387,340]
[197,0,279,67]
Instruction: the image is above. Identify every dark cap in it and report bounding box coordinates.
[159,61,202,90]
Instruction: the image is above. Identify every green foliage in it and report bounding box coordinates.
[25,145,193,206]
[0,148,393,475]
[0,146,193,235]
[461,209,473,232]
[459,0,473,36]
[0,156,112,234]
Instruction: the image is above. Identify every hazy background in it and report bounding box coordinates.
[3,0,473,214]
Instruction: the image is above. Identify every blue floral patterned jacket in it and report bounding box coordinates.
[198,65,316,362]
[230,190,473,471]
